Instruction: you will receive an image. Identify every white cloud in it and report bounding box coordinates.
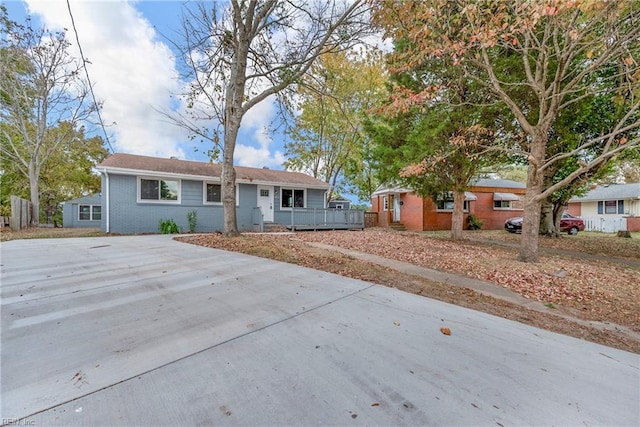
[234,95,286,168]
[25,0,187,159]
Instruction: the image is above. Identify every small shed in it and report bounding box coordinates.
[62,194,102,228]
[327,199,351,210]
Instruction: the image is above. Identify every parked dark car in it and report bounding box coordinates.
[505,213,585,235]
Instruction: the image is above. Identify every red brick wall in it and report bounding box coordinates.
[565,202,581,216]
[399,193,425,231]
[627,217,640,232]
[421,198,455,230]
[375,186,527,231]
[470,193,523,230]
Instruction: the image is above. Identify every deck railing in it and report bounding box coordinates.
[252,207,264,232]
[289,208,364,231]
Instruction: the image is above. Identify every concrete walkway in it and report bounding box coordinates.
[1,235,638,426]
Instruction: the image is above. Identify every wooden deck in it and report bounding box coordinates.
[252,207,365,232]
[286,208,365,231]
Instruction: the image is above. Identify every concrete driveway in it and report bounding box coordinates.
[1,235,638,426]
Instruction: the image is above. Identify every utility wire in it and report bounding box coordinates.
[66,0,115,153]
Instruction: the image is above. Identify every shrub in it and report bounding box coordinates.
[159,218,180,234]
[187,210,197,233]
[467,214,483,230]
[0,204,11,217]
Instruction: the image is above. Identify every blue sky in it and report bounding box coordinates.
[4,0,287,169]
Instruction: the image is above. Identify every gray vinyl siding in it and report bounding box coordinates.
[273,187,326,224]
[62,194,102,228]
[103,174,259,234]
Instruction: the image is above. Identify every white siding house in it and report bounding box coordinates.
[568,183,640,232]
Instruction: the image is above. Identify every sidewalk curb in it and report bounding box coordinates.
[307,242,640,343]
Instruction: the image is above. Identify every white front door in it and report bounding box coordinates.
[257,185,274,222]
[393,196,401,222]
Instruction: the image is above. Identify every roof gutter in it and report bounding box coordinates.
[104,170,110,233]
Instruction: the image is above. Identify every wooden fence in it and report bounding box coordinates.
[364,211,378,228]
[10,195,32,230]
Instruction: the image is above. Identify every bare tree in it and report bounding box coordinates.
[0,7,94,226]
[170,0,370,236]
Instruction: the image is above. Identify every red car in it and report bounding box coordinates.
[505,213,585,235]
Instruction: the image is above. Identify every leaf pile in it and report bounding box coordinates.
[176,229,640,352]
[279,230,640,332]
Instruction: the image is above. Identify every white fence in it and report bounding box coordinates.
[582,216,627,233]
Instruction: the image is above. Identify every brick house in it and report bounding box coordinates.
[370,179,526,231]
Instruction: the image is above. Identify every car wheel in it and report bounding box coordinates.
[568,226,578,236]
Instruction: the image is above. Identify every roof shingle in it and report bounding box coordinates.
[570,183,640,202]
[98,153,329,188]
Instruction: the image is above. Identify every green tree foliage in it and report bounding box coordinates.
[367,42,511,240]
[0,122,107,224]
[283,49,387,202]
[372,0,640,262]
[0,6,96,225]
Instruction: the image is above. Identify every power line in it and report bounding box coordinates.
[66,0,115,153]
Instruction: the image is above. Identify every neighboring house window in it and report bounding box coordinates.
[494,200,512,209]
[79,205,101,221]
[281,188,305,208]
[139,178,180,202]
[598,200,624,214]
[383,196,388,211]
[435,192,469,211]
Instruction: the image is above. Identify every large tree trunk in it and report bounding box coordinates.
[221,14,250,237]
[28,161,40,227]
[539,199,558,237]
[552,202,564,234]
[221,151,238,237]
[519,135,546,262]
[451,189,465,240]
[221,99,240,237]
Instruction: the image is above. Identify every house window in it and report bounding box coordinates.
[79,205,101,221]
[203,182,240,205]
[139,178,179,202]
[435,192,469,211]
[281,188,305,208]
[598,200,624,214]
[494,200,512,209]
[383,196,388,211]
[206,183,221,203]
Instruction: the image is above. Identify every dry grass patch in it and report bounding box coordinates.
[0,227,105,242]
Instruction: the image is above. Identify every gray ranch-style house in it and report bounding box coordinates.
[97,153,340,234]
[62,194,102,228]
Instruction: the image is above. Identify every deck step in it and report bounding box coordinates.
[263,223,289,233]
[389,223,406,231]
